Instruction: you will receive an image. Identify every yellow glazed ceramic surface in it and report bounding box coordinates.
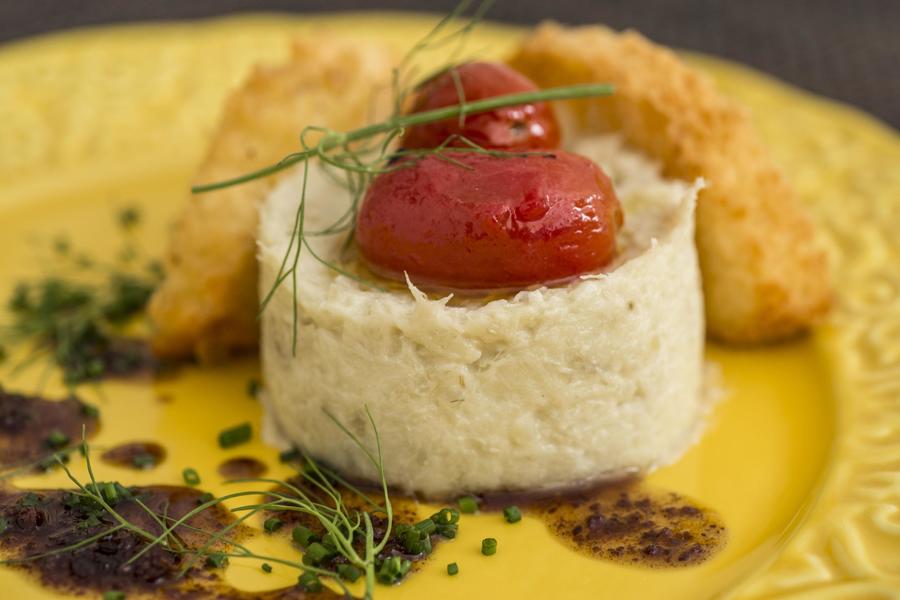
[0,13,897,600]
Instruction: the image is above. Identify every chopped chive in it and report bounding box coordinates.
[503,505,522,523]
[205,552,228,568]
[447,562,459,576]
[217,422,252,448]
[103,591,126,600]
[481,537,497,556]
[457,495,478,514]
[279,447,301,463]
[432,507,460,525]
[298,571,322,592]
[292,525,318,548]
[337,563,362,582]
[415,518,437,535]
[79,402,100,419]
[131,454,156,469]
[261,562,273,573]
[302,542,333,566]
[196,492,215,506]
[376,556,411,584]
[263,517,284,533]
[182,468,201,486]
[45,429,69,450]
[246,379,260,398]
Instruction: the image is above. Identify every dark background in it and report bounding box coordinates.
[1,0,897,128]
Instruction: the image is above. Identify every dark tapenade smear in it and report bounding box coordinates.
[0,485,336,599]
[483,479,726,567]
[0,387,99,470]
[101,442,166,470]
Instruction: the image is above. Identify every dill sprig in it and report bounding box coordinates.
[1,408,434,600]
[189,0,614,355]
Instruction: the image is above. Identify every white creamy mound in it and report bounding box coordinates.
[258,135,705,498]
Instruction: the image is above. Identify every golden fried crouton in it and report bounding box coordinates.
[509,23,831,344]
[149,39,396,359]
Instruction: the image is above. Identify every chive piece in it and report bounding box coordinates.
[182,468,201,486]
[415,518,437,536]
[302,542,333,566]
[264,517,284,533]
[337,563,362,582]
[503,505,522,523]
[292,525,318,548]
[447,562,459,576]
[132,454,155,469]
[79,402,100,419]
[0,517,8,536]
[103,591,126,600]
[196,492,215,506]
[481,537,497,556]
[218,422,252,448]
[298,571,322,592]
[458,495,478,514]
[376,556,411,585]
[432,507,460,525]
[246,379,260,398]
[279,447,301,463]
[436,523,458,539]
[205,552,228,568]
[261,562,273,574]
[45,429,69,450]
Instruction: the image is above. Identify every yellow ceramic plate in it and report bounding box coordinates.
[1,13,898,600]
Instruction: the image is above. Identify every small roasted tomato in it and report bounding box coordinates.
[355,151,623,291]
[402,62,561,151]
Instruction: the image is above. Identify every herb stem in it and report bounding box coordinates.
[191,83,614,194]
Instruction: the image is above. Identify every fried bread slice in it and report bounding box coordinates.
[509,23,831,343]
[149,39,395,359]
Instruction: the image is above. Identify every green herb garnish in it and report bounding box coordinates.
[205,552,228,569]
[182,468,201,486]
[298,570,323,592]
[246,379,260,398]
[337,563,362,582]
[103,591,126,600]
[291,525,318,548]
[503,505,522,523]
[217,423,252,448]
[261,562,273,573]
[45,429,70,449]
[447,562,459,576]
[481,537,497,556]
[457,495,478,513]
[376,556,412,585]
[263,517,284,533]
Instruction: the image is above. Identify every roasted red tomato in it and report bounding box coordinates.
[402,62,561,151]
[355,151,623,291]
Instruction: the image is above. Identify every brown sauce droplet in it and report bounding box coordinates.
[218,456,267,479]
[483,479,726,567]
[0,387,99,470]
[101,442,166,470]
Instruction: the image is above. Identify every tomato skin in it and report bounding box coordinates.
[355,151,623,291]
[402,62,561,151]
